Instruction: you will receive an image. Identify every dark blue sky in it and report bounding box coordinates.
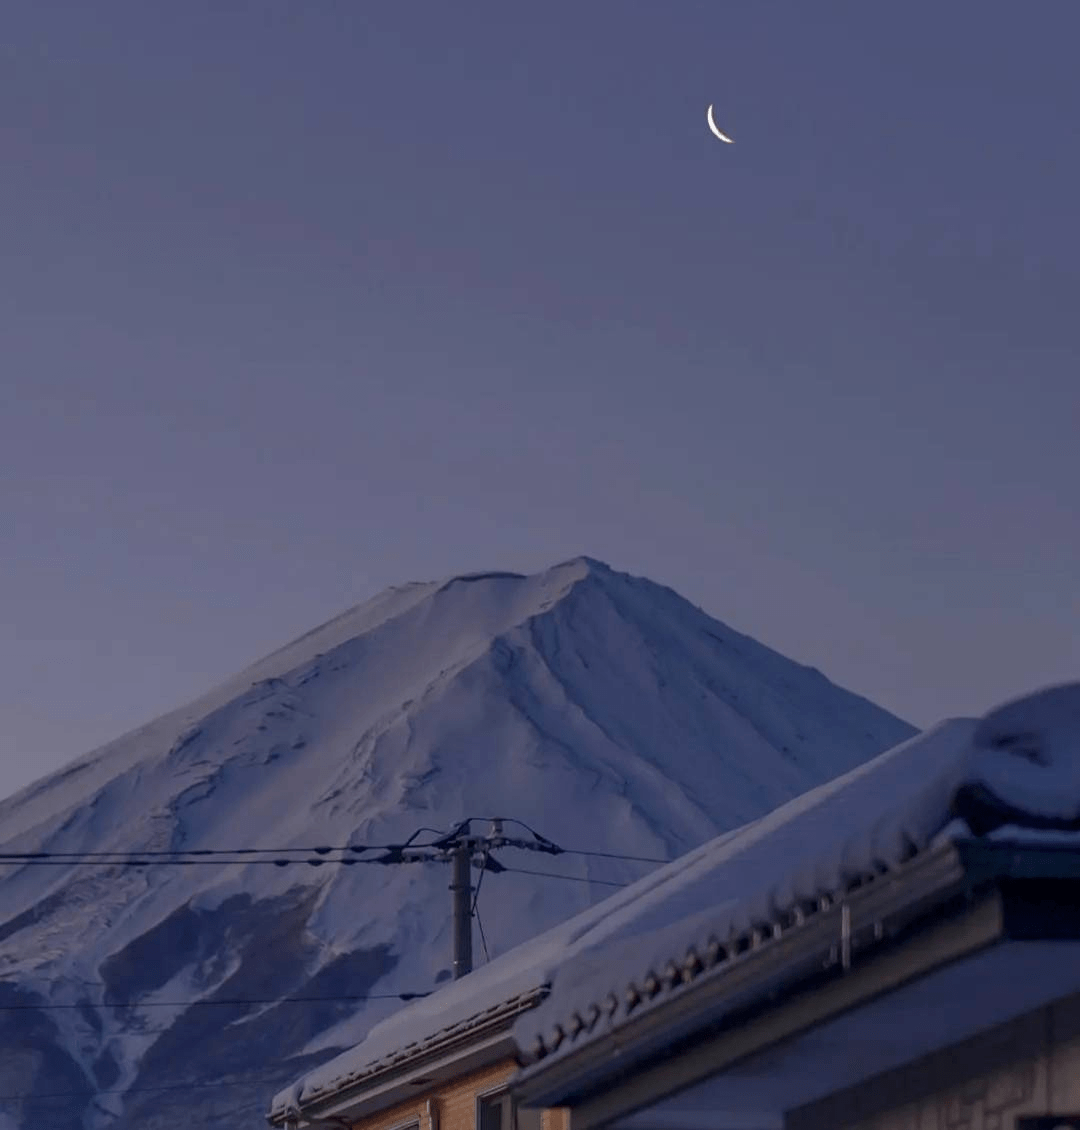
[4,1,1078,798]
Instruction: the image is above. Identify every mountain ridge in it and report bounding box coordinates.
[0,556,914,1129]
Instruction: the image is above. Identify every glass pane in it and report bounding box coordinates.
[478,1094,504,1130]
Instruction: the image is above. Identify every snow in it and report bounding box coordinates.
[513,682,1080,1069]
[967,682,1080,819]
[0,556,914,1130]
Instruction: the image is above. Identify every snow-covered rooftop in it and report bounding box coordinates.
[514,681,1080,1071]
[272,682,1080,1120]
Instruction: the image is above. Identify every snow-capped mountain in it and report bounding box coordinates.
[0,557,914,1130]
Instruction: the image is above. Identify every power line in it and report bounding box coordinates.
[486,819,670,863]
[475,902,491,964]
[0,856,388,868]
[471,850,492,965]
[469,855,487,919]
[0,990,430,1012]
[0,834,453,865]
[0,826,670,868]
[0,819,646,1107]
[0,819,655,1007]
[390,816,667,865]
[0,1075,287,1103]
[0,830,467,861]
[459,816,560,852]
[499,866,628,888]
[0,848,669,868]
[558,847,670,864]
[0,845,382,859]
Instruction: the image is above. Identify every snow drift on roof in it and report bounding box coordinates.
[270,670,1079,1120]
[513,682,1080,1069]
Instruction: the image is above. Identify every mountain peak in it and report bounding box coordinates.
[0,559,914,1129]
[436,554,618,589]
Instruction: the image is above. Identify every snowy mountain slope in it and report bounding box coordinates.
[0,557,914,1130]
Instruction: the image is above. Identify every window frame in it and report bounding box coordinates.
[476,1084,511,1130]
[475,1084,541,1130]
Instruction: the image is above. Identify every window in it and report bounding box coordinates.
[476,1090,542,1130]
[477,1090,509,1130]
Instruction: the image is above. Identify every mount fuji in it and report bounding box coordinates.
[0,557,914,1130]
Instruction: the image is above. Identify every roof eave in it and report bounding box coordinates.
[292,1028,518,1127]
[269,986,548,1127]
[512,838,1080,1119]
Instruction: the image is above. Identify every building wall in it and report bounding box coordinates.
[792,994,1080,1130]
[343,1058,569,1130]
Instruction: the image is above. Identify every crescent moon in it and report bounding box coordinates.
[706,104,734,144]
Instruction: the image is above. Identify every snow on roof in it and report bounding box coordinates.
[272,984,548,1118]
[513,682,1080,1069]
[272,682,1080,1119]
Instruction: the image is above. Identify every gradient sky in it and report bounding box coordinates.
[3,1,1078,801]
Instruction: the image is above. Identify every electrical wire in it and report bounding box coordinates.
[469,855,487,917]
[0,818,662,1111]
[465,818,669,863]
[0,851,655,874]
[0,845,381,859]
[498,866,628,887]
[0,1076,288,1102]
[557,847,671,864]
[475,901,491,965]
[0,853,666,870]
[415,818,669,866]
[0,856,389,868]
[0,832,456,864]
[0,991,430,1012]
[0,858,388,867]
[0,827,670,867]
[473,816,561,850]
[471,850,492,964]
[0,821,653,1105]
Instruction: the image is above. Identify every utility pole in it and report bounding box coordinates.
[449,841,473,980]
[374,816,563,980]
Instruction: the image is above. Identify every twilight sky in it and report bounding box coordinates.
[3,1,1078,800]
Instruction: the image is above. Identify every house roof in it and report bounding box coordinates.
[511,682,1080,1082]
[270,985,548,1123]
[270,682,1080,1124]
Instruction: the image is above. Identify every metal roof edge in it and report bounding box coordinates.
[269,985,548,1126]
[512,837,1080,1112]
[295,1029,519,1127]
